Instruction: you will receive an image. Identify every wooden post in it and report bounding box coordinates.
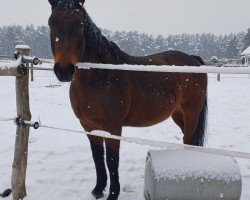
[217,62,223,82]
[30,63,34,81]
[217,73,221,82]
[11,45,31,200]
[0,65,27,77]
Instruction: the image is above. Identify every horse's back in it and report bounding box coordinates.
[145,50,203,66]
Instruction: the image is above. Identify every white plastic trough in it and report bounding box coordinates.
[144,150,242,200]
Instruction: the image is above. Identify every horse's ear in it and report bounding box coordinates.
[48,0,60,7]
[75,0,85,7]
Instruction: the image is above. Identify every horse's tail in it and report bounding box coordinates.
[192,92,208,146]
[188,54,207,146]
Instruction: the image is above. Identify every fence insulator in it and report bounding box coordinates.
[22,56,40,65]
[0,189,12,197]
[14,116,40,130]
[22,120,40,129]
[14,51,19,60]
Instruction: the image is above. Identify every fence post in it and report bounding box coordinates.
[217,62,223,82]
[31,63,34,81]
[11,45,31,200]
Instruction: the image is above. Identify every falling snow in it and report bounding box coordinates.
[0,63,249,200]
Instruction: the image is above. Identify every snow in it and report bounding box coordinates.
[15,45,31,50]
[0,64,250,200]
[0,58,22,69]
[241,46,250,56]
[77,62,250,74]
[148,150,241,182]
[90,130,111,138]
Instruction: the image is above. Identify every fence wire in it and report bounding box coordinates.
[0,117,16,122]
[1,56,250,160]
[39,123,250,160]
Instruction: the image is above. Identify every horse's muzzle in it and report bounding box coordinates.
[54,63,75,82]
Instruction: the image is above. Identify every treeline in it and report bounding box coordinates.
[0,24,249,60]
[0,25,50,59]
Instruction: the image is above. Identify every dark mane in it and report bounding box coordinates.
[82,8,119,63]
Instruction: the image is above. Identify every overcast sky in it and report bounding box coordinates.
[0,0,250,35]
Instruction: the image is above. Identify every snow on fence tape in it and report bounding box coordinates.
[0,58,22,69]
[30,58,250,74]
[2,56,249,74]
[40,124,250,160]
[77,62,250,74]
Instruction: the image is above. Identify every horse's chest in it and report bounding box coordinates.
[70,79,127,124]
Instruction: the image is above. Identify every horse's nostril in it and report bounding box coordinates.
[66,63,75,80]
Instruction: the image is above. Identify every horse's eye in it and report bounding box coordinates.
[77,41,83,50]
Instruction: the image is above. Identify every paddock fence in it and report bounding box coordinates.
[1,45,250,200]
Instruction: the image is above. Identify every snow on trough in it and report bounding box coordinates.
[145,150,242,200]
[148,150,241,182]
[0,64,249,200]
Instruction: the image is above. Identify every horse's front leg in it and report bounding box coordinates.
[82,123,107,199]
[88,136,107,198]
[105,130,121,200]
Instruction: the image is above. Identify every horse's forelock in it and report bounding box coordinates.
[57,0,84,10]
[57,0,75,9]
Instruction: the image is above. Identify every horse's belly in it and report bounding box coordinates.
[123,98,178,127]
[123,74,181,127]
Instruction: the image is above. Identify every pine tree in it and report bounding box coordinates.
[243,28,250,50]
[226,35,238,59]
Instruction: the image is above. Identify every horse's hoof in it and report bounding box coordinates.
[106,194,119,200]
[0,189,12,197]
[91,189,104,199]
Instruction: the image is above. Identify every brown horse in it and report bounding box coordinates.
[48,0,208,199]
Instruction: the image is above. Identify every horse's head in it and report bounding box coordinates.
[48,0,86,82]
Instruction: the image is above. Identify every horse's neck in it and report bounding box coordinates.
[82,34,118,64]
[83,36,158,66]
[81,9,155,65]
[81,20,150,64]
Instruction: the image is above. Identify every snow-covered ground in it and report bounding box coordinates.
[0,66,250,200]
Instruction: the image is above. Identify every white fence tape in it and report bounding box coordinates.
[77,63,250,74]
[0,117,17,122]
[0,58,22,69]
[40,125,250,160]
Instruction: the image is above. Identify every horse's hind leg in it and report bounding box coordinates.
[172,108,184,133]
[181,101,205,146]
[81,123,107,199]
[182,110,199,145]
